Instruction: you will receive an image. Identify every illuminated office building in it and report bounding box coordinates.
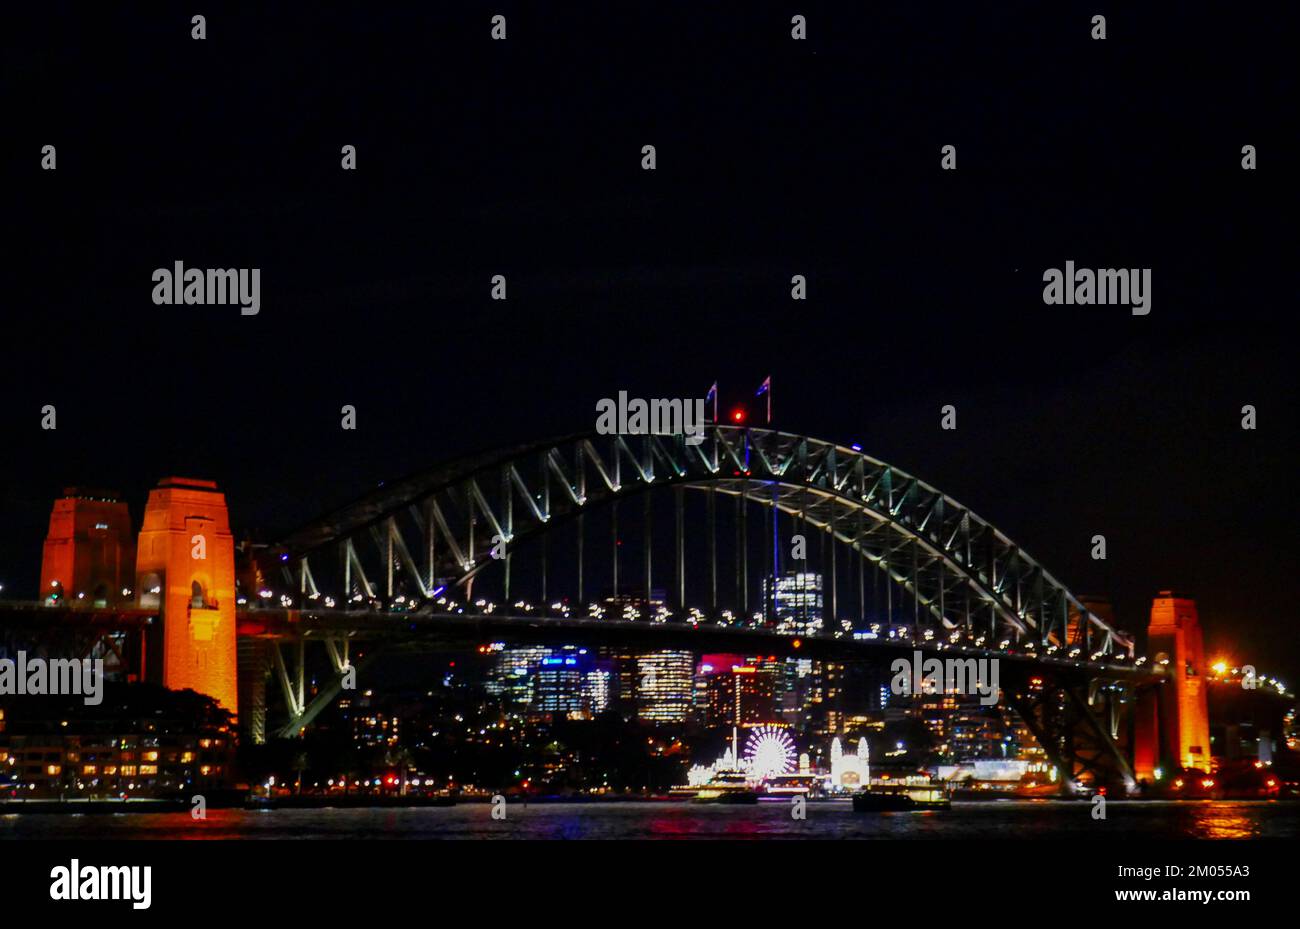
[635,651,695,723]
[765,571,824,636]
[698,656,780,727]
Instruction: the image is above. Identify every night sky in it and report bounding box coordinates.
[3,4,1295,676]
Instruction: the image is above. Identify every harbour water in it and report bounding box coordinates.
[2,800,1295,840]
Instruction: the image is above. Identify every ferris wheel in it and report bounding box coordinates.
[743,725,797,780]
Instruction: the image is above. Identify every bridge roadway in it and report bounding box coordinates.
[0,601,1157,682]
[237,607,1159,680]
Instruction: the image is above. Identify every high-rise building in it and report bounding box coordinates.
[698,656,780,727]
[635,651,695,723]
[764,571,823,636]
[583,667,612,717]
[489,646,551,706]
[535,655,586,715]
[491,646,611,719]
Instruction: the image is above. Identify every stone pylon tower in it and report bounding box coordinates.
[39,488,136,606]
[1143,591,1211,774]
[135,477,238,717]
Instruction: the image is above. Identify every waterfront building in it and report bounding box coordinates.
[0,685,233,798]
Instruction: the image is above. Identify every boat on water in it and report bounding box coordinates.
[760,772,820,799]
[679,726,760,804]
[692,768,760,804]
[852,782,951,812]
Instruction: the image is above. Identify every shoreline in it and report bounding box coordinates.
[3,795,1293,815]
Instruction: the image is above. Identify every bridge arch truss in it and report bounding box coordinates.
[270,426,1133,661]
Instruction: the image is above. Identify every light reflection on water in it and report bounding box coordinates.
[0,800,1295,840]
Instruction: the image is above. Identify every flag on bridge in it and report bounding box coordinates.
[705,381,718,423]
[755,376,771,422]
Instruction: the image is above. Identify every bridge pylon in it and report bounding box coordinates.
[1135,591,1211,779]
[39,487,136,607]
[135,477,239,717]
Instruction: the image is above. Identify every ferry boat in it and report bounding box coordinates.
[692,768,760,804]
[760,773,820,799]
[681,727,760,804]
[852,782,951,812]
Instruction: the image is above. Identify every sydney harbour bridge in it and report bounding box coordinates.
[3,425,1207,794]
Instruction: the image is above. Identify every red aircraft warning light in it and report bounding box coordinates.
[731,406,747,423]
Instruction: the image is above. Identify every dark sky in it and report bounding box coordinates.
[3,4,1295,677]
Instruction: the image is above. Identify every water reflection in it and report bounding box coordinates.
[0,800,1294,840]
[1184,803,1263,840]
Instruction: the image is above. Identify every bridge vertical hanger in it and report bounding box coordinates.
[611,499,619,598]
[829,507,838,622]
[674,486,685,609]
[707,486,717,611]
[800,484,809,630]
[576,513,584,603]
[818,517,827,627]
[937,556,945,628]
[761,498,772,623]
[737,481,748,615]
[503,469,514,602]
[912,538,920,637]
[385,519,394,598]
[884,543,892,625]
[643,482,652,602]
[424,500,436,593]
[852,509,863,626]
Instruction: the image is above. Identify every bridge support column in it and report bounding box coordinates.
[1133,683,1161,784]
[39,488,136,607]
[1146,591,1211,774]
[237,638,272,744]
[135,477,239,718]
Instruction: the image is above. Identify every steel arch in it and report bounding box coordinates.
[269,426,1133,660]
